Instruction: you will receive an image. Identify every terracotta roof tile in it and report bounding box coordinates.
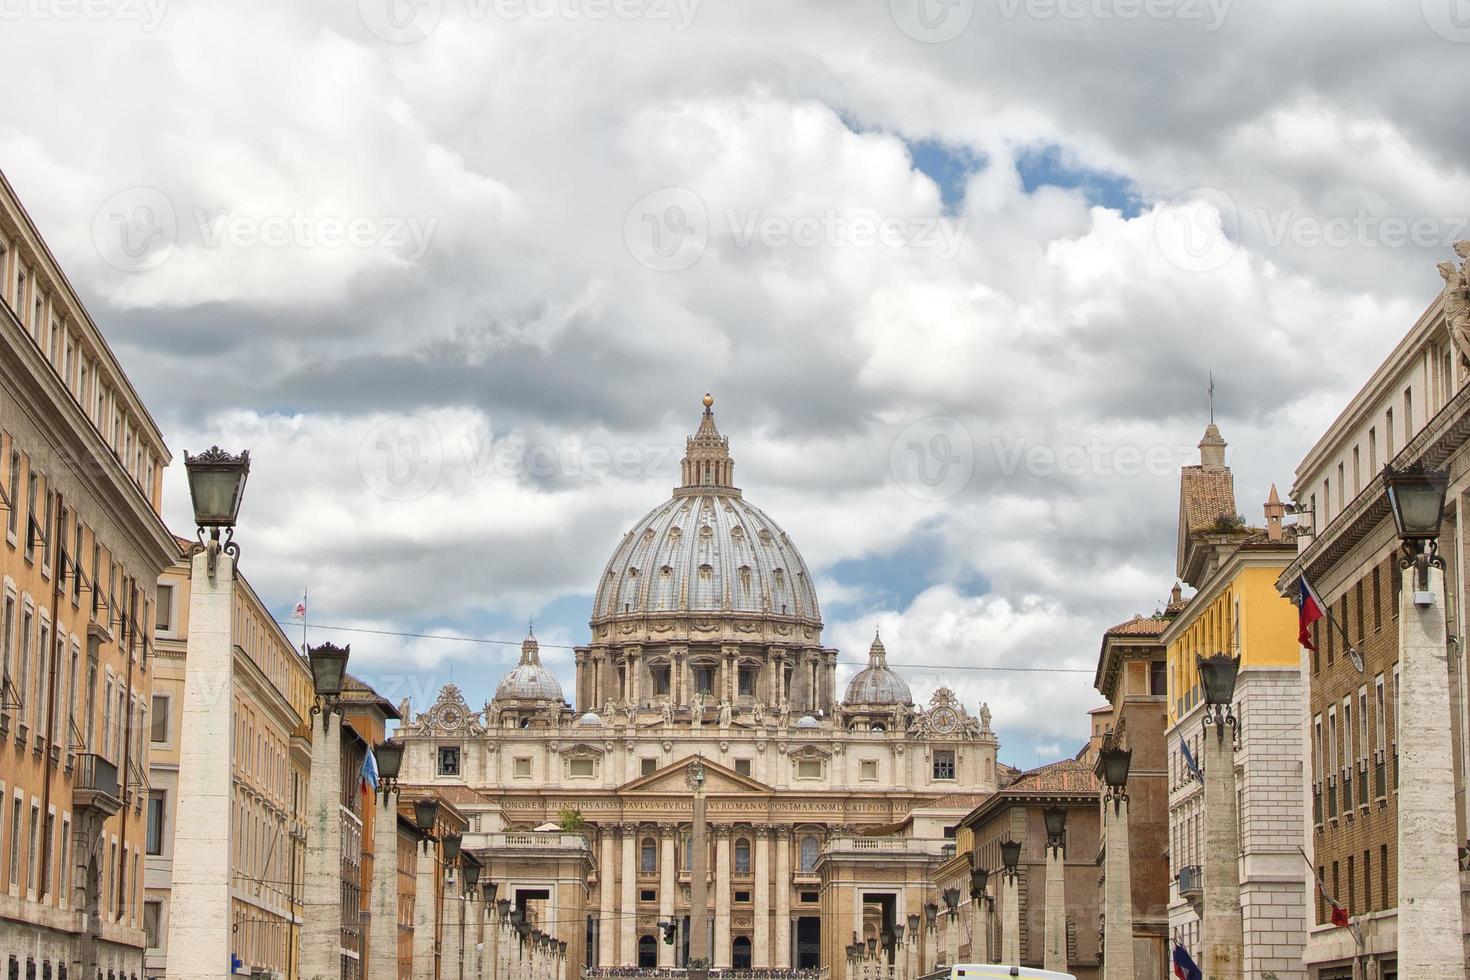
[1004,757,1100,795]
[1104,614,1170,637]
[1179,465,1238,534]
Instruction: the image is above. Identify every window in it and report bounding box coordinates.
[568,757,595,778]
[143,900,162,949]
[860,760,878,781]
[5,449,16,538]
[1386,407,1395,455]
[801,891,818,903]
[1150,659,1167,696]
[640,838,656,873]
[146,791,165,855]
[513,757,531,778]
[1368,427,1377,471]
[796,759,822,779]
[734,759,751,777]
[734,838,751,874]
[693,665,715,695]
[154,585,173,633]
[798,835,819,873]
[1,596,13,705]
[1404,388,1413,435]
[150,695,168,744]
[651,665,670,696]
[7,798,18,885]
[641,757,657,776]
[24,471,37,561]
[437,746,460,776]
[932,750,956,780]
[26,804,37,892]
[738,667,756,697]
[640,889,657,902]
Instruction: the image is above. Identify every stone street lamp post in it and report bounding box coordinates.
[368,739,405,980]
[1197,651,1244,980]
[165,448,249,980]
[999,839,1021,966]
[941,888,961,970]
[1098,743,1135,980]
[906,912,920,980]
[412,798,443,980]
[968,866,991,964]
[1041,806,1068,974]
[1384,462,1465,974]
[302,641,351,980]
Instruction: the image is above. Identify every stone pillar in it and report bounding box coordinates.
[945,909,959,967]
[714,826,732,968]
[753,827,771,967]
[443,881,464,980]
[1001,873,1019,967]
[413,842,439,980]
[467,894,483,980]
[970,896,990,965]
[774,828,792,967]
[620,824,638,965]
[599,827,617,967]
[163,551,235,980]
[1398,564,1466,974]
[1102,795,1135,980]
[659,824,677,967]
[368,787,401,980]
[302,709,345,980]
[1042,842,1066,973]
[1202,711,1243,980]
[575,650,588,713]
[690,793,710,967]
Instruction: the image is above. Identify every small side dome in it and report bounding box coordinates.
[577,712,603,727]
[494,630,564,702]
[843,631,913,706]
[795,715,819,729]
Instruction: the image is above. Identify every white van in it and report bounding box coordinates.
[947,966,1077,980]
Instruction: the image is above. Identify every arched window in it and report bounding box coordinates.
[734,838,751,874]
[684,834,693,870]
[799,835,819,873]
[641,838,657,873]
[732,936,752,969]
[638,935,658,968]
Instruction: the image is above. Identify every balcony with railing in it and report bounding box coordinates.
[73,753,122,816]
[1177,864,1203,918]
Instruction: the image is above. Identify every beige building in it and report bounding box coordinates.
[145,545,315,979]
[396,398,1002,980]
[0,168,177,978]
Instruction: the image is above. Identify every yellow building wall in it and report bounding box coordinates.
[1167,563,1297,724]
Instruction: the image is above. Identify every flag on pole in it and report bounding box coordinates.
[1180,738,1205,785]
[1172,940,1202,980]
[291,591,307,622]
[1298,576,1325,651]
[360,746,379,795]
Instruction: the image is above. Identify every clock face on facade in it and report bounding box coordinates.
[929,706,959,734]
[438,703,465,731]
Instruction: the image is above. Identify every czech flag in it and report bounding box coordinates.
[1172,942,1201,980]
[1298,576,1325,651]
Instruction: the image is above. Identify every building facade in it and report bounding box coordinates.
[1092,599,1174,980]
[145,547,315,980]
[0,168,177,979]
[1279,251,1470,979]
[395,398,1001,980]
[1163,424,1307,978]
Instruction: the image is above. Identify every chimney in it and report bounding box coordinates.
[1264,483,1286,542]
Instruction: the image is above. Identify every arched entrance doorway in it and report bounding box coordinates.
[732,936,752,969]
[638,935,657,968]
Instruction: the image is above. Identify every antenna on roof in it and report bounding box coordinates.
[1208,371,1216,423]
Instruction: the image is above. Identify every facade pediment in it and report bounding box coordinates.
[617,756,772,795]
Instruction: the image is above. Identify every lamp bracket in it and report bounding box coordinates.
[1400,538,1444,593]
[191,525,239,578]
[1203,703,1238,743]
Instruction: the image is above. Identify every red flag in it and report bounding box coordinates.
[1298,576,1325,651]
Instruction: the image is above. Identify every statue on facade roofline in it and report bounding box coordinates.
[661,697,675,726]
[1441,241,1470,368]
[777,698,791,729]
[718,699,733,728]
[750,700,765,726]
[691,692,705,728]
[979,701,992,734]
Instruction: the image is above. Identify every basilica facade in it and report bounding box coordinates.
[396,397,1000,979]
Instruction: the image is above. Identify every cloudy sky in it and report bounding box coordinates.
[5,0,1469,768]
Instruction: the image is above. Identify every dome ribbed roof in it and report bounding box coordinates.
[844,632,912,705]
[494,632,563,702]
[591,397,821,624]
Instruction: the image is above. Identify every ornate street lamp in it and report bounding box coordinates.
[443,834,463,862]
[866,936,877,958]
[497,898,512,919]
[1043,806,1067,854]
[307,642,350,729]
[1196,651,1241,737]
[184,447,250,576]
[374,739,404,801]
[1000,839,1022,878]
[1099,744,1132,814]
[941,888,961,919]
[463,861,481,892]
[1385,462,1450,590]
[906,913,920,938]
[969,866,990,902]
[413,797,440,834]
[924,902,938,930]
[483,879,498,904]
[892,922,905,945]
